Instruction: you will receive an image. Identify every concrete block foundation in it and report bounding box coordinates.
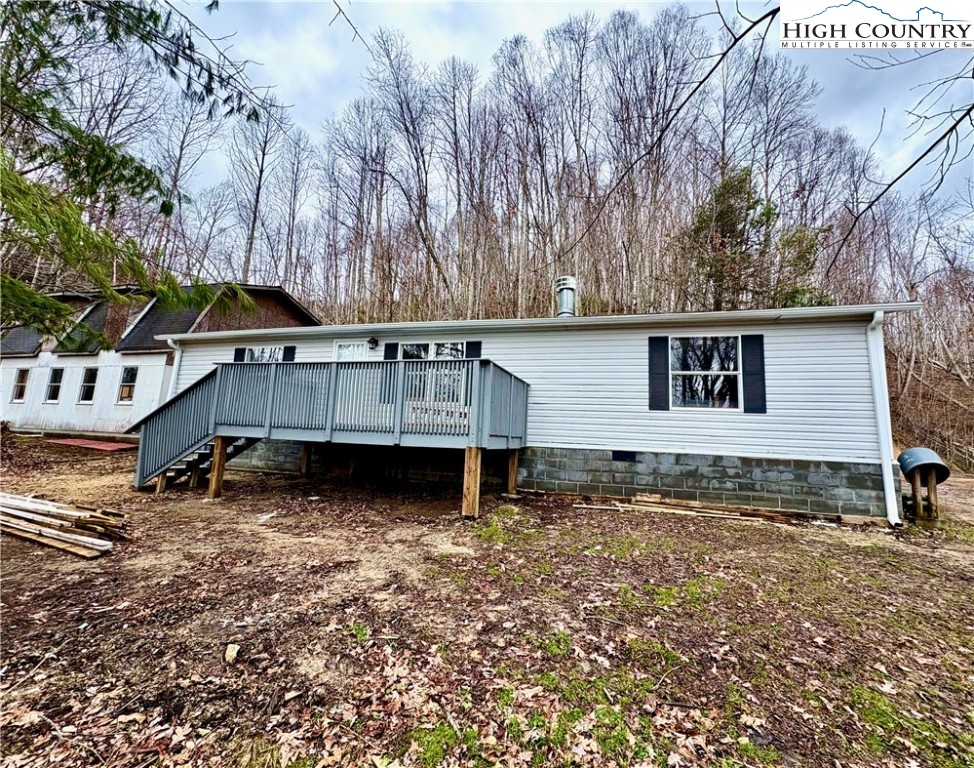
[517,447,898,517]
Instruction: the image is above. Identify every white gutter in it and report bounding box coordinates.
[866,311,902,527]
[155,302,923,345]
[165,338,182,400]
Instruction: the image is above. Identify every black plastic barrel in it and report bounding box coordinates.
[897,447,950,484]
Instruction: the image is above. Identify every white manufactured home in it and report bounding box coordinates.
[130,293,919,525]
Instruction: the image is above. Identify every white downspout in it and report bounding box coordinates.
[166,339,182,400]
[866,311,902,527]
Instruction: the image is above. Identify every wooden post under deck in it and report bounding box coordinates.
[300,442,313,478]
[208,436,228,499]
[155,472,168,495]
[910,470,924,518]
[926,467,939,518]
[462,446,483,519]
[188,463,203,488]
[507,450,519,495]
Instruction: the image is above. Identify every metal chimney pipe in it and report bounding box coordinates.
[555,276,577,317]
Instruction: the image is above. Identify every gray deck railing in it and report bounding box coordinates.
[132,359,529,487]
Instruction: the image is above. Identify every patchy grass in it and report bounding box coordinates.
[536,629,573,658]
[1,438,973,767]
[410,723,458,767]
[349,620,371,643]
[850,685,974,767]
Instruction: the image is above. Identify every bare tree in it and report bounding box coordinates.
[228,100,289,283]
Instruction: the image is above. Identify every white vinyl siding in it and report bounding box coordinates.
[169,318,881,463]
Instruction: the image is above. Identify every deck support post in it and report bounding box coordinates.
[300,442,313,478]
[910,470,924,518]
[926,468,939,518]
[155,472,168,495]
[462,446,483,519]
[188,463,203,488]
[208,436,228,499]
[507,450,519,495]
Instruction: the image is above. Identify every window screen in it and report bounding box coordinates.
[670,337,740,409]
[11,369,29,402]
[117,366,138,402]
[78,367,98,403]
[45,368,64,402]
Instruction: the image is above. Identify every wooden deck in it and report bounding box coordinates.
[130,359,530,516]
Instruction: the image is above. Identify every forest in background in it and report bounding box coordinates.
[1,5,972,467]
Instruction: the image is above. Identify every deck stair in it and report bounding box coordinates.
[157,437,259,488]
[128,359,530,501]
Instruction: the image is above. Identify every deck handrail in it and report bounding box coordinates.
[132,359,529,487]
[132,368,219,486]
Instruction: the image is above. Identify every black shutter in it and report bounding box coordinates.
[465,341,482,359]
[282,345,296,361]
[648,336,669,411]
[741,335,766,414]
[233,347,246,362]
[380,343,399,404]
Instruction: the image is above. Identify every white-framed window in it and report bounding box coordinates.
[246,346,283,363]
[45,368,64,402]
[11,369,29,402]
[117,366,138,403]
[400,341,469,403]
[78,367,98,403]
[669,336,741,409]
[399,341,466,361]
[335,341,368,361]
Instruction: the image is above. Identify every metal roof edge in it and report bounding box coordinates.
[158,302,922,345]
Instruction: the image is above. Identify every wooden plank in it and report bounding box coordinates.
[0,493,91,516]
[0,524,103,558]
[71,504,127,519]
[189,462,203,488]
[631,492,840,522]
[208,435,228,499]
[300,442,313,478]
[0,515,112,550]
[0,494,127,523]
[926,468,939,518]
[574,500,834,527]
[574,503,771,526]
[507,450,519,495]
[461,446,482,519]
[0,497,123,526]
[0,507,117,538]
[155,472,168,495]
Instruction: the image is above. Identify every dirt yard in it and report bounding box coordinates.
[1,435,973,768]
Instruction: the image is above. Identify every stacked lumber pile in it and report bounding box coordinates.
[0,492,130,558]
[575,493,842,526]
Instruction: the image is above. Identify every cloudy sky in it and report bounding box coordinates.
[182,0,971,195]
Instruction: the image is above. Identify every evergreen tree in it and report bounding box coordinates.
[672,166,832,311]
[0,1,258,336]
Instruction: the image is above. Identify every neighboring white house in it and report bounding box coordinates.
[138,297,920,523]
[1,285,320,435]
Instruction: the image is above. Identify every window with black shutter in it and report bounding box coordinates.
[648,337,669,411]
[380,343,399,403]
[741,335,767,414]
[650,334,767,412]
